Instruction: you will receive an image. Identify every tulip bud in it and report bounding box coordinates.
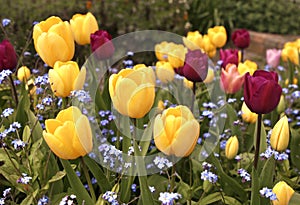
[200,35,216,55]
[244,70,282,114]
[70,12,99,45]
[167,44,187,68]
[109,67,155,118]
[43,106,93,159]
[155,41,170,61]
[266,49,282,68]
[272,181,294,205]
[90,30,115,60]
[154,105,200,157]
[281,41,299,65]
[220,64,245,94]
[241,102,257,123]
[183,31,202,50]
[183,77,193,89]
[33,16,75,67]
[155,61,175,83]
[0,39,17,71]
[17,66,31,82]
[231,29,250,49]
[207,26,227,48]
[225,136,239,159]
[277,95,285,114]
[270,116,289,151]
[219,49,239,68]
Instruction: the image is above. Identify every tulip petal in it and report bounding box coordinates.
[75,115,93,153]
[171,120,200,157]
[48,69,66,97]
[73,66,86,91]
[45,119,63,134]
[56,106,82,122]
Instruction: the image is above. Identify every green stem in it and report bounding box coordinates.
[9,75,18,105]
[240,49,244,63]
[81,157,96,202]
[3,147,22,176]
[191,82,196,113]
[253,114,262,169]
[170,160,176,192]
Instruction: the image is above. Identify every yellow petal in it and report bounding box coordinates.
[75,115,93,153]
[73,66,86,90]
[56,106,83,122]
[48,69,66,97]
[270,116,289,151]
[45,119,63,134]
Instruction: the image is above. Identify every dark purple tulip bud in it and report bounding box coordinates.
[244,70,282,114]
[0,40,17,71]
[90,30,115,60]
[219,49,239,68]
[231,29,250,49]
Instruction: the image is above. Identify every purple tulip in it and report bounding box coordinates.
[0,39,17,71]
[219,49,239,68]
[244,70,282,114]
[90,30,115,60]
[231,29,250,49]
[182,50,208,82]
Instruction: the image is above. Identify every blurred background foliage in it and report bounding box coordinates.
[0,0,299,57]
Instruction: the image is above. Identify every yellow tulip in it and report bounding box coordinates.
[70,12,99,45]
[270,116,289,151]
[48,61,86,97]
[281,42,299,65]
[200,35,216,55]
[241,102,257,123]
[238,60,258,76]
[155,41,172,61]
[154,105,200,157]
[225,136,239,159]
[17,66,31,82]
[183,31,203,50]
[272,181,294,205]
[109,67,155,118]
[167,44,187,68]
[155,61,175,83]
[203,68,215,83]
[33,16,75,67]
[207,26,227,48]
[43,106,93,159]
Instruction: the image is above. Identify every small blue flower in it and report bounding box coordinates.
[153,156,173,170]
[237,168,251,182]
[158,192,182,205]
[131,183,137,192]
[2,18,11,27]
[42,97,53,106]
[260,187,277,201]
[12,139,26,150]
[201,170,218,183]
[38,195,49,205]
[1,108,14,118]
[17,173,32,184]
[2,188,11,198]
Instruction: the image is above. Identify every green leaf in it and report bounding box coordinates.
[83,155,112,192]
[22,125,31,143]
[48,171,66,183]
[289,192,300,205]
[60,159,94,205]
[250,167,260,205]
[198,192,223,205]
[290,128,300,171]
[260,157,275,187]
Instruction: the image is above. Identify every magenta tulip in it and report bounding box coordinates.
[266,49,282,68]
[182,50,208,82]
[244,70,282,114]
[231,29,250,49]
[220,49,239,68]
[90,30,115,60]
[0,40,17,71]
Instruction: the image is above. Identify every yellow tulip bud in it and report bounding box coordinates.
[154,105,200,157]
[225,136,239,159]
[167,44,187,68]
[17,66,31,82]
[155,61,175,83]
[272,181,294,205]
[70,12,98,45]
[285,77,298,86]
[109,67,155,118]
[207,26,227,48]
[33,16,75,67]
[203,68,215,83]
[238,60,258,76]
[201,35,216,53]
[241,102,258,123]
[49,61,86,97]
[270,116,289,151]
[277,95,285,114]
[281,44,299,65]
[43,106,93,159]
[183,31,203,50]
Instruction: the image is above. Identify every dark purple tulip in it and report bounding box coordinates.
[231,29,250,49]
[182,50,208,82]
[219,49,239,68]
[244,70,282,114]
[0,39,17,71]
[90,30,114,60]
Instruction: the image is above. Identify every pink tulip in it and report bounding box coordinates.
[266,49,282,68]
[220,64,245,94]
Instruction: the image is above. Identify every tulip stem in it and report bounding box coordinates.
[240,49,244,63]
[9,75,18,106]
[253,114,262,169]
[191,82,196,113]
[80,157,96,202]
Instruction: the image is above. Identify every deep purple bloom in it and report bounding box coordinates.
[90,30,115,60]
[0,40,17,71]
[231,29,250,49]
[219,49,239,68]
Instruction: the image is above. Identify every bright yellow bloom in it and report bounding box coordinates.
[167,44,187,68]
[207,26,227,48]
[270,116,289,151]
[48,61,86,97]
[154,105,200,157]
[183,31,203,50]
[241,102,257,123]
[225,136,239,159]
[281,41,299,65]
[203,67,215,83]
[70,12,99,45]
[43,106,93,159]
[200,35,216,57]
[238,60,258,75]
[155,41,174,61]
[109,67,155,118]
[155,61,175,83]
[272,181,294,205]
[33,16,75,67]
[17,66,31,82]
